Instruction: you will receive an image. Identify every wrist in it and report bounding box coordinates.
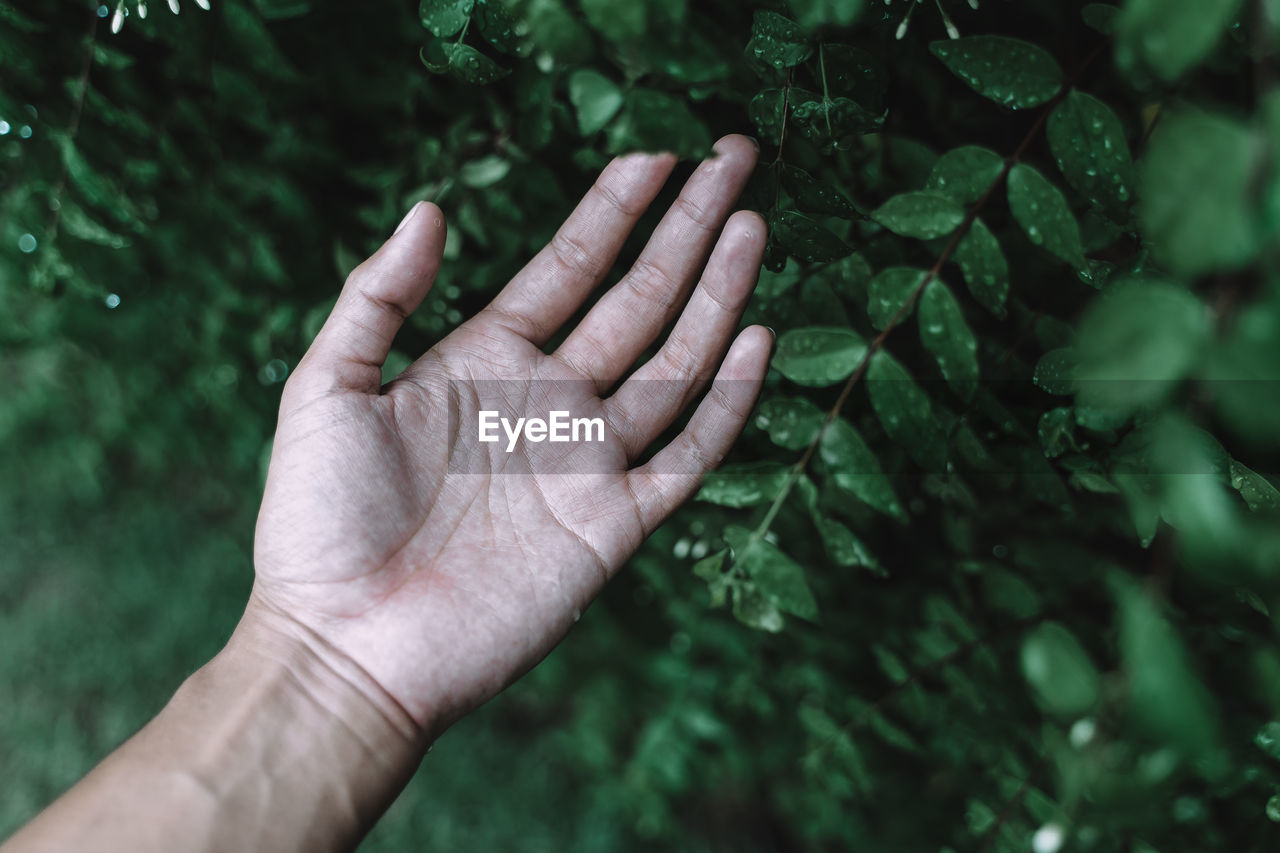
[162,593,428,850]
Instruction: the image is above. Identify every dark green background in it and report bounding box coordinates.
[5,0,1280,849]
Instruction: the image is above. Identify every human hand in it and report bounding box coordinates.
[249,135,769,739]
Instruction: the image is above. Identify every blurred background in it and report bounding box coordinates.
[6,1,1280,850]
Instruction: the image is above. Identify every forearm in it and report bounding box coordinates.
[3,598,426,853]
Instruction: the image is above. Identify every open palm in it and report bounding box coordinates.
[251,135,769,734]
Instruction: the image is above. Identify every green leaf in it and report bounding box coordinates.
[790,95,883,149]
[1047,90,1135,215]
[1230,460,1280,512]
[1139,109,1260,276]
[773,326,867,386]
[725,526,819,621]
[819,417,905,520]
[953,219,1009,317]
[691,548,728,581]
[1118,582,1220,758]
[419,0,474,38]
[926,145,1004,206]
[816,517,882,573]
[1020,622,1100,717]
[748,89,787,146]
[606,89,711,159]
[422,41,511,84]
[474,0,526,55]
[871,191,964,240]
[567,69,623,135]
[458,155,510,188]
[781,166,858,219]
[1116,0,1244,81]
[731,583,786,632]
[692,548,730,607]
[773,210,853,263]
[867,351,947,472]
[929,35,1063,110]
[1074,279,1209,415]
[1007,163,1087,270]
[755,396,826,450]
[918,281,979,402]
[746,10,812,69]
[867,267,928,330]
[1033,347,1078,395]
[697,462,791,508]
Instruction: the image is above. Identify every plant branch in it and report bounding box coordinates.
[749,40,1107,546]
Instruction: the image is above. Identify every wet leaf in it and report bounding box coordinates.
[1047,90,1135,215]
[474,0,525,55]
[819,416,905,520]
[1230,460,1280,512]
[746,10,812,69]
[953,218,1009,317]
[773,210,853,263]
[756,396,826,450]
[867,266,928,330]
[773,326,867,386]
[871,191,964,240]
[816,517,881,572]
[930,35,1063,110]
[419,0,474,38]
[918,280,979,401]
[1007,163,1087,270]
[697,462,791,508]
[927,145,1005,205]
[431,42,511,84]
[725,526,819,621]
[867,351,947,472]
[782,166,858,218]
[748,88,787,146]
[1033,347,1078,395]
[790,95,883,149]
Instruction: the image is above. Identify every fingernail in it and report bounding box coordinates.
[766,326,777,352]
[394,202,423,236]
[747,135,760,152]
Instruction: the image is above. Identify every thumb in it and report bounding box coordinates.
[291,202,447,400]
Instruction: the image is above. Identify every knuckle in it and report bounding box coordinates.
[674,194,716,232]
[550,231,603,279]
[625,258,681,311]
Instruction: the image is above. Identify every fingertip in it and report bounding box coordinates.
[722,325,774,379]
[712,133,760,166]
[725,209,768,246]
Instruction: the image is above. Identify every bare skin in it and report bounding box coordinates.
[2,134,769,853]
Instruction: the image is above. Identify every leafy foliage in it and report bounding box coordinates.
[5,0,1280,850]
